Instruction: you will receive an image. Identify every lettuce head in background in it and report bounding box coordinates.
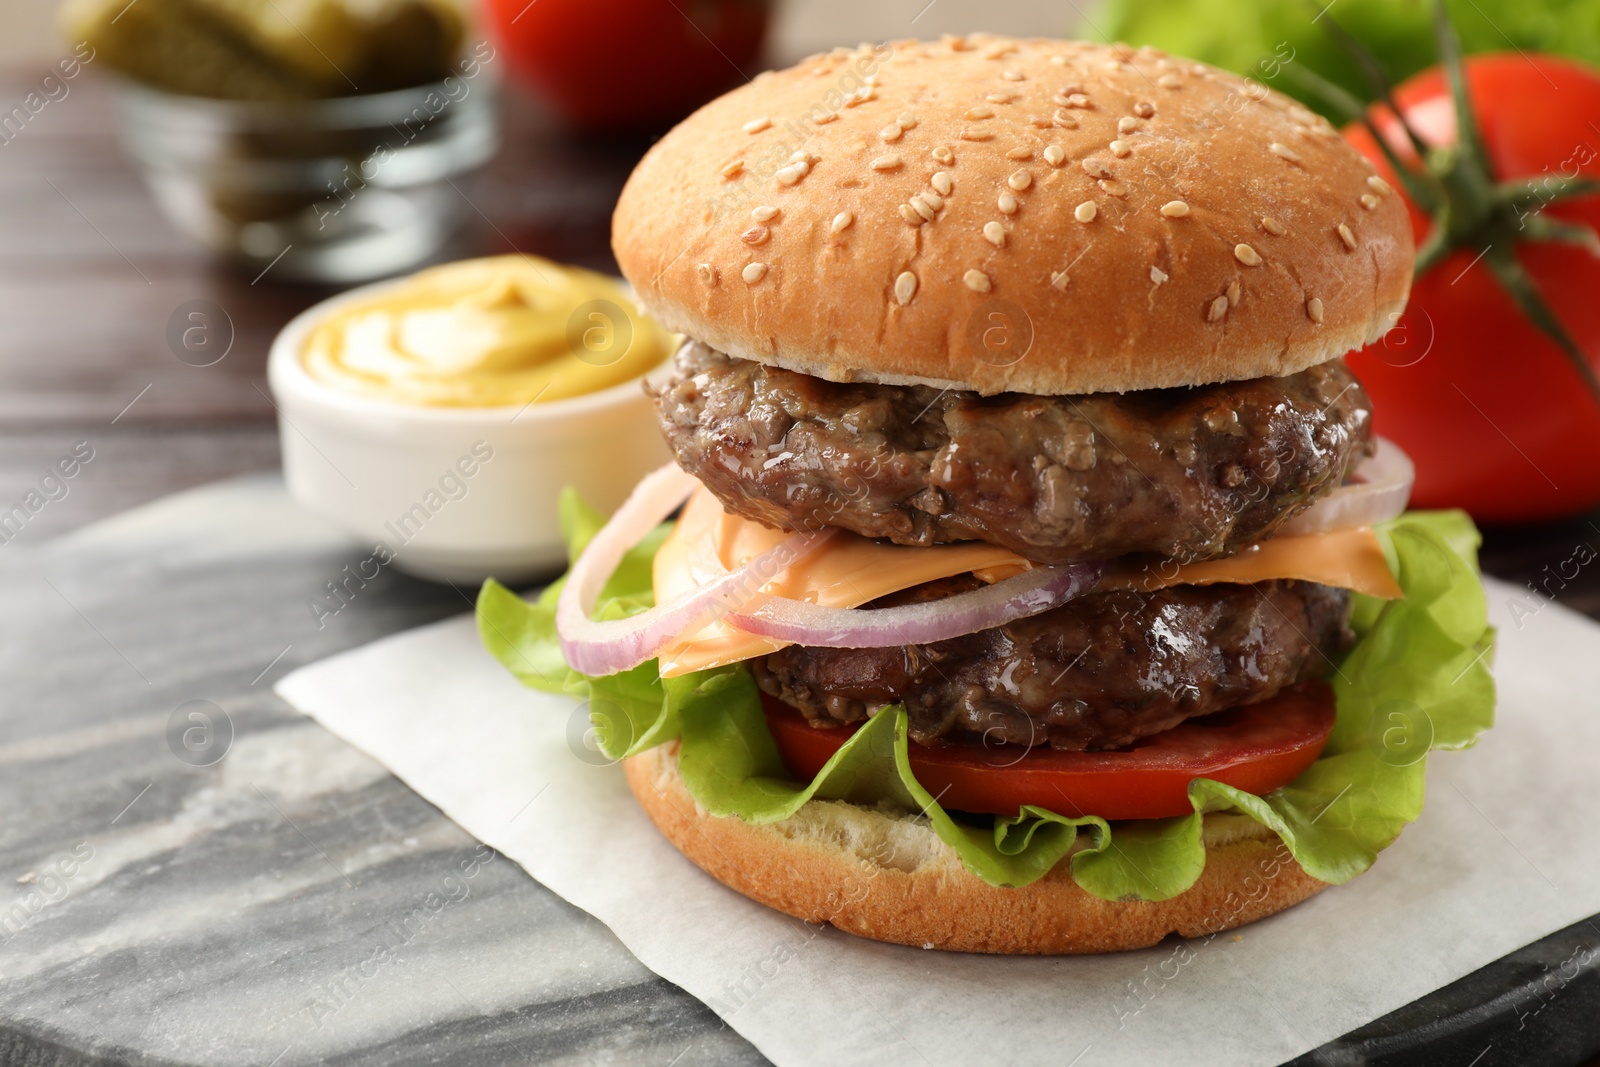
[1099,0,1600,117]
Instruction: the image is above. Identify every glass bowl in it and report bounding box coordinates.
[115,74,498,283]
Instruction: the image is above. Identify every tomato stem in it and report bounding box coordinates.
[1314,0,1600,403]
[1522,215,1600,257]
[1308,1,1435,166]
[1484,246,1600,408]
[1430,0,1494,190]
[1286,63,1444,212]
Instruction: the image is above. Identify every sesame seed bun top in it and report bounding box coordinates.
[612,35,1415,396]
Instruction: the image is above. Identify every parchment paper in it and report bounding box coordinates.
[277,577,1600,1066]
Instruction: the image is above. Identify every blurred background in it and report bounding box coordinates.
[1,0,1076,68]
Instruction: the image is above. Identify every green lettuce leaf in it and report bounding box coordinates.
[478,504,1495,902]
[477,488,669,699]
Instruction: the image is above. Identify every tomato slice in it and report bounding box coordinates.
[762,682,1335,821]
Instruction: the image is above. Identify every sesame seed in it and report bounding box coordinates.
[880,124,904,143]
[1160,200,1189,218]
[1117,116,1140,134]
[871,154,904,171]
[831,211,854,234]
[931,171,953,195]
[1008,169,1033,191]
[1226,279,1242,305]
[1360,193,1380,210]
[932,146,954,163]
[1051,270,1070,289]
[1367,175,1393,197]
[1063,93,1091,108]
[960,128,994,141]
[899,112,918,128]
[1043,145,1066,167]
[721,160,745,179]
[981,44,1011,60]
[900,204,925,226]
[998,192,1019,215]
[1307,297,1325,323]
[1029,114,1053,128]
[697,264,718,287]
[910,196,937,221]
[742,263,768,284]
[814,111,839,124]
[983,221,1007,247]
[1338,223,1357,249]
[921,191,944,210]
[1109,139,1131,157]
[1002,69,1025,81]
[1158,73,1182,88]
[742,225,770,245]
[1207,295,1229,322]
[1150,266,1168,284]
[1081,158,1111,178]
[752,205,778,222]
[1234,243,1262,266]
[1052,109,1079,128]
[895,271,918,305]
[1134,101,1155,118]
[790,150,815,164]
[743,117,772,134]
[987,93,1015,104]
[1191,63,1207,75]
[1260,216,1286,235]
[1074,200,1098,223]
[963,269,992,292]
[775,165,805,186]
[1098,178,1128,198]
[1006,147,1034,161]
[1269,142,1301,163]
[1049,55,1067,66]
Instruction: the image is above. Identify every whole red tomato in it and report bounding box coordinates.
[1344,55,1600,523]
[482,0,769,131]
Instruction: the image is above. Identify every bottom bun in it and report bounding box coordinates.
[623,742,1330,955]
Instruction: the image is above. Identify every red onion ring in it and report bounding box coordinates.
[725,560,1106,649]
[556,464,833,676]
[1279,436,1415,537]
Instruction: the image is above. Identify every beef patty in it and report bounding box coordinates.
[752,577,1352,750]
[651,343,1372,564]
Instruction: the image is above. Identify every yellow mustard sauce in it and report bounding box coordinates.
[300,255,675,407]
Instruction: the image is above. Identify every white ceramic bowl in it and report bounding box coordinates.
[267,278,672,584]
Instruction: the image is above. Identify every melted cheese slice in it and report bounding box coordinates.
[653,487,1401,677]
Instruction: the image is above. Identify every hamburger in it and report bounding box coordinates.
[479,35,1495,954]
